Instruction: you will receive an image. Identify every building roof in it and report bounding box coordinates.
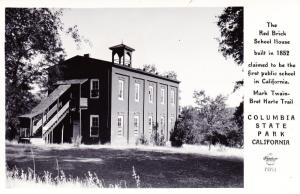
[55,79,88,85]
[112,63,180,84]
[49,54,180,84]
[109,43,135,52]
[19,84,71,118]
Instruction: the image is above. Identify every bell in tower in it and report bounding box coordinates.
[109,43,135,67]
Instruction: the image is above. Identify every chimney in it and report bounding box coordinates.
[84,54,90,58]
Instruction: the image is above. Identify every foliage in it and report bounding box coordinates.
[150,123,166,146]
[172,91,243,148]
[5,8,83,140]
[232,101,244,147]
[169,120,185,147]
[216,7,243,65]
[141,64,178,80]
[162,71,178,80]
[136,134,149,146]
[142,64,158,74]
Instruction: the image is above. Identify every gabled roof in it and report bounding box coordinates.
[19,84,71,118]
[55,79,88,85]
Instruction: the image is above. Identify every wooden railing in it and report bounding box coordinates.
[32,104,57,134]
[42,101,70,138]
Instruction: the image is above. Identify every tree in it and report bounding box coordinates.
[217,7,244,146]
[142,64,158,74]
[217,7,243,65]
[5,8,82,140]
[193,90,238,148]
[162,71,178,80]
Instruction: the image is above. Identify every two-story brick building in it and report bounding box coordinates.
[19,44,180,145]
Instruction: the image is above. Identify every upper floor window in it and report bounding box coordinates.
[118,80,124,100]
[90,79,99,99]
[170,89,175,105]
[134,83,140,102]
[133,115,139,136]
[117,115,124,136]
[149,86,154,103]
[160,87,165,104]
[90,115,99,137]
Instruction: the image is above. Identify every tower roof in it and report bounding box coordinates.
[109,43,135,52]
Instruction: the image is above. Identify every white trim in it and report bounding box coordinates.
[118,80,124,101]
[90,115,99,137]
[90,79,99,99]
[134,83,140,102]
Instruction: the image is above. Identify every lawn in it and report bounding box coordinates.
[6,142,243,188]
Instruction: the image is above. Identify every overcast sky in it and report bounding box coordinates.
[60,8,243,107]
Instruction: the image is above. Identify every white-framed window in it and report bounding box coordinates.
[133,115,139,136]
[148,116,153,135]
[160,87,165,104]
[160,116,165,134]
[149,85,153,103]
[90,79,99,99]
[117,115,124,136]
[170,89,175,105]
[134,83,140,102]
[118,80,124,100]
[90,115,99,137]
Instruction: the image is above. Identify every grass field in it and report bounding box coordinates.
[6,142,243,188]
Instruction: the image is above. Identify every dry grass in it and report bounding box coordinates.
[6,165,140,188]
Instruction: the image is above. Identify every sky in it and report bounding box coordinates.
[60,8,243,107]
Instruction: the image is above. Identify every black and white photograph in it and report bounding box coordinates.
[4,4,244,189]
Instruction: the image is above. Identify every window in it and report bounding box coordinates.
[90,79,99,98]
[148,116,153,135]
[160,116,165,134]
[171,89,175,105]
[90,115,99,137]
[170,117,175,130]
[134,83,140,102]
[118,80,124,100]
[149,86,153,103]
[160,87,165,104]
[20,128,28,137]
[117,116,123,136]
[133,116,139,136]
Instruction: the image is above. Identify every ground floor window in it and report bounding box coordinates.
[148,116,153,135]
[170,117,175,130]
[133,116,139,136]
[90,115,99,137]
[160,116,165,135]
[117,115,124,136]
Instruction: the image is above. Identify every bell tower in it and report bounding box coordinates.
[109,43,135,67]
